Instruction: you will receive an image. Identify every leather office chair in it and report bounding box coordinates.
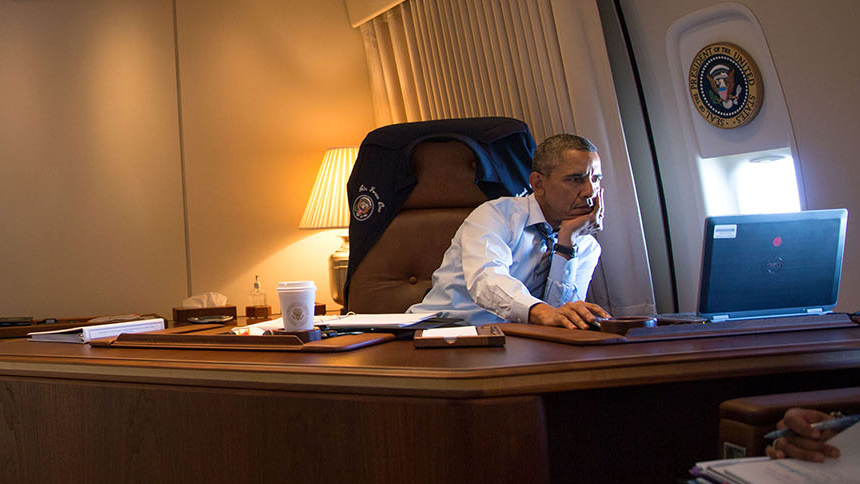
[345,118,535,313]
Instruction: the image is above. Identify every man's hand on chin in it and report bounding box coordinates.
[528,301,611,330]
[558,187,604,244]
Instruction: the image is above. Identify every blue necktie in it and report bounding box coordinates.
[530,223,556,299]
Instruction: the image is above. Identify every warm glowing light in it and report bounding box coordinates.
[299,147,359,229]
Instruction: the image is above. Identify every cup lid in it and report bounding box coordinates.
[277,281,316,290]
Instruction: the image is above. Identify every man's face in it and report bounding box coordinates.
[532,149,602,229]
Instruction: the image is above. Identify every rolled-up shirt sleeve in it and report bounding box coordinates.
[543,236,601,307]
[459,206,541,323]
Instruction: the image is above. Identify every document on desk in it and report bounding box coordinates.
[28,318,165,343]
[316,312,437,329]
[231,313,438,335]
[695,421,860,484]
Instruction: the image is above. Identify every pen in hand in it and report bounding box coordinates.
[764,413,860,440]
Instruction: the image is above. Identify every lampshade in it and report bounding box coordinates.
[299,147,359,229]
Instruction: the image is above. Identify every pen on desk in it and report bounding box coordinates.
[764,413,860,440]
[320,329,364,339]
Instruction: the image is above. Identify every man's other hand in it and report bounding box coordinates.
[765,408,841,462]
[528,301,610,330]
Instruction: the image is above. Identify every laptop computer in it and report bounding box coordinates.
[631,209,851,341]
[696,209,847,321]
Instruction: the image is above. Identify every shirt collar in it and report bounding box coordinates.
[526,194,554,234]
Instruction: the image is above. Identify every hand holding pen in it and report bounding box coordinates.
[765,412,860,440]
[765,408,858,462]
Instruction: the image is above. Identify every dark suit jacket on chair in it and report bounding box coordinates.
[345,117,535,313]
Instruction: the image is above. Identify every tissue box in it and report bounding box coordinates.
[172,306,237,324]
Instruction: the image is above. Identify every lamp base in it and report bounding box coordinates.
[328,231,349,306]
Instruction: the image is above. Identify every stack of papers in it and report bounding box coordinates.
[315,312,437,328]
[232,313,437,336]
[693,421,860,484]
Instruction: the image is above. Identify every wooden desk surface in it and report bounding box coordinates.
[2,326,859,397]
[3,326,860,484]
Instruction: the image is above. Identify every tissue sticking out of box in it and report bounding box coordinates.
[181,292,227,308]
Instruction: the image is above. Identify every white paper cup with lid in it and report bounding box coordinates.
[276,281,316,331]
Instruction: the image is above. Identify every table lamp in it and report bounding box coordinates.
[299,146,359,306]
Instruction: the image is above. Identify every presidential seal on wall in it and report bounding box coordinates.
[688,42,763,129]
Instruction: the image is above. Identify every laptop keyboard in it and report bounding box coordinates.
[625,313,857,342]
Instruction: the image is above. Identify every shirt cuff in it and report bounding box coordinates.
[549,253,576,283]
[508,293,543,323]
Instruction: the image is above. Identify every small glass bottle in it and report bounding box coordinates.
[249,275,267,308]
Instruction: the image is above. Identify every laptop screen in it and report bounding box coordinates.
[698,209,848,320]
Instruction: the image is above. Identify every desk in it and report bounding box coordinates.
[2,326,860,484]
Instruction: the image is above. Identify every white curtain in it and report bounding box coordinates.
[357,0,656,316]
[359,0,575,143]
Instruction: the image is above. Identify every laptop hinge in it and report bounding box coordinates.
[712,314,730,322]
[805,308,824,314]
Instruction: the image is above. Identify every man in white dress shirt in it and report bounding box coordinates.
[408,134,610,329]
